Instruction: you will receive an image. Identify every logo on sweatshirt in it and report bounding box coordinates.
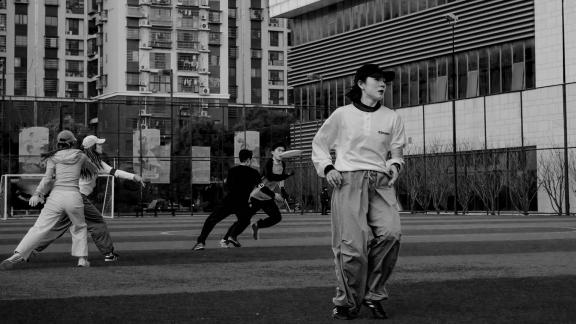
[378,130,390,135]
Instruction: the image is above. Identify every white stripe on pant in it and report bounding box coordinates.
[331,170,401,311]
[15,189,88,260]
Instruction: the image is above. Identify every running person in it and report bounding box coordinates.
[33,135,145,262]
[0,130,99,269]
[192,149,261,250]
[227,143,293,241]
[312,63,406,319]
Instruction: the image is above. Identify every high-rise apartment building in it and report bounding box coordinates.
[0,0,290,106]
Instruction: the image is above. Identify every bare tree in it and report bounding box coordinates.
[456,145,476,215]
[538,149,565,215]
[398,146,428,213]
[471,150,505,215]
[426,143,453,214]
[508,149,539,215]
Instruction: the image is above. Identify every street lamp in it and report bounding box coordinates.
[444,13,459,214]
[307,72,326,119]
[162,69,176,216]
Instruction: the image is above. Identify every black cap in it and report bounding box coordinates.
[354,63,395,84]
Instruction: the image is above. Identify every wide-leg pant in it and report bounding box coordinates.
[331,171,401,311]
[34,194,114,255]
[15,189,88,260]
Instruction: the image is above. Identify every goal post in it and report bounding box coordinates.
[0,174,115,221]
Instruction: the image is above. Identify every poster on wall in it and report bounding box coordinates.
[234,131,260,168]
[133,128,170,183]
[191,146,210,184]
[19,127,50,174]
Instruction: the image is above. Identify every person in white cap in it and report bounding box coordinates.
[1,130,98,269]
[33,135,145,263]
[312,63,406,320]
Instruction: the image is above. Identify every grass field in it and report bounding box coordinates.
[1,213,576,323]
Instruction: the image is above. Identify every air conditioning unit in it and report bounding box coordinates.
[201,23,208,29]
[200,109,209,117]
[177,1,183,5]
[201,44,207,50]
[200,86,210,95]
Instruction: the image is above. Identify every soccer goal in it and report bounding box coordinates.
[0,174,115,220]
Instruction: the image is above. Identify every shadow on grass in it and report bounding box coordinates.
[2,276,575,324]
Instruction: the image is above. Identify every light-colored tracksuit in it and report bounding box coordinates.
[14,149,92,260]
[34,161,136,255]
[312,102,406,311]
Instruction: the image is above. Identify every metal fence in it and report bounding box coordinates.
[1,88,575,217]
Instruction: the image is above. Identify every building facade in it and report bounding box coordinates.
[272,0,576,213]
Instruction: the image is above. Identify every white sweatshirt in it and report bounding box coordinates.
[312,103,406,177]
[80,161,135,196]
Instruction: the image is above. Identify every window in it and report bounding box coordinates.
[177,53,198,71]
[150,30,172,48]
[16,35,27,47]
[65,81,84,98]
[65,60,84,77]
[150,52,170,69]
[177,30,199,49]
[269,89,284,105]
[45,58,59,70]
[66,40,84,56]
[14,78,27,96]
[150,73,171,93]
[66,19,80,35]
[0,14,7,32]
[44,79,58,97]
[126,72,140,85]
[0,36,5,53]
[15,14,28,25]
[268,70,284,86]
[46,16,58,27]
[66,0,84,14]
[178,76,199,93]
[269,31,281,47]
[268,51,283,66]
[45,37,58,48]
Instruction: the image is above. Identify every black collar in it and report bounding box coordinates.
[353,101,381,112]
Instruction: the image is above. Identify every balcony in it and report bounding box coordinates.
[45,0,59,5]
[208,12,221,24]
[177,41,199,51]
[45,37,59,49]
[208,32,220,45]
[151,40,172,48]
[127,7,143,17]
[176,0,199,7]
[65,90,84,98]
[150,0,171,6]
[127,28,140,40]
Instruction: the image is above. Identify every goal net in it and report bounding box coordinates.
[0,174,115,220]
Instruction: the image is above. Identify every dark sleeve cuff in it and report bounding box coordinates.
[324,165,335,176]
[391,163,401,172]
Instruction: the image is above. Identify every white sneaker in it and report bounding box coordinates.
[77,258,90,267]
[219,239,230,248]
[0,253,26,270]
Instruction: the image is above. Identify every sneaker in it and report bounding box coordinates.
[77,258,90,268]
[219,239,230,248]
[104,252,119,262]
[226,237,242,248]
[332,306,357,320]
[251,222,259,240]
[0,253,26,270]
[193,242,205,251]
[364,300,388,319]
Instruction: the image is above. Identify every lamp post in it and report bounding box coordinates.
[445,13,459,214]
[307,73,325,119]
[162,69,175,216]
[561,0,570,215]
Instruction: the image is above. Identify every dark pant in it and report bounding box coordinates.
[196,199,252,244]
[321,201,329,214]
[227,198,282,238]
[35,194,115,256]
